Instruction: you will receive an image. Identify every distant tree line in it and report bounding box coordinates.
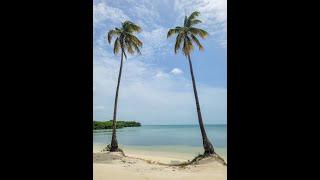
[93,120,141,130]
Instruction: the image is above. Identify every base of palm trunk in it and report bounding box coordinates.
[109,146,119,152]
[204,147,215,155]
[102,144,122,153]
[203,150,214,156]
[203,140,215,155]
[110,136,119,151]
[109,142,119,152]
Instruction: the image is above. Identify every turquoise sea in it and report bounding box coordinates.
[93,125,227,159]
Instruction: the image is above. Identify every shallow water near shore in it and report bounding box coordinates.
[93,125,227,161]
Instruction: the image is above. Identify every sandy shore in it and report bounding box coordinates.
[93,148,227,180]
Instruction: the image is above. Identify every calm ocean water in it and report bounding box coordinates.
[93,125,227,148]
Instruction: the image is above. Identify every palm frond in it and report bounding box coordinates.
[189,27,209,39]
[186,36,194,52]
[188,11,200,21]
[182,36,194,56]
[186,11,200,27]
[189,19,202,27]
[107,29,120,44]
[174,33,184,54]
[113,37,121,54]
[190,34,204,51]
[167,11,207,56]
[125,33,143,47]
[125,38,135,54]
[167,28,180,38]
[131,41,142,55]
[123,21,141,33]
[184,16,188,26]
[107,21,142,58]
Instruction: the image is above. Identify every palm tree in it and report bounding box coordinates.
[167,11,215,155]
[107,21,142,152]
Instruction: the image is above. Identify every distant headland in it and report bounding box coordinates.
[93,120,141,130]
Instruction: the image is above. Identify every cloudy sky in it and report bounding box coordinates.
[93,0,227,125]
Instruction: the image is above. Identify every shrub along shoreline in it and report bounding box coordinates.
[93,120,141,130]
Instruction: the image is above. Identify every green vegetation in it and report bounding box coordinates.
[93,120,141,130]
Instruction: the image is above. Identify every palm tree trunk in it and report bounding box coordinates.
[187,54,215,155]
[110,52,124,152]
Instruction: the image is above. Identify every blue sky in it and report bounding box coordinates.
[93,0,227,125]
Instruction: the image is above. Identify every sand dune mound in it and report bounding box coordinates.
[93,152,226,166]
[93,152,227,180]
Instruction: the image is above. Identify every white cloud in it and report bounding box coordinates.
[93,52,226,124]
[174,0,227,26]
[171,68,183,75]
[155,71,170,79]
[93,2,130,25]
[138,27,172,61]
[128,2,160,30]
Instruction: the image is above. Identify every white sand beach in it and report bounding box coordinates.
[93,146,227,180]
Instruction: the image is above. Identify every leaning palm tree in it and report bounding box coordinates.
[167,11,215,155]
[107,21,142,152]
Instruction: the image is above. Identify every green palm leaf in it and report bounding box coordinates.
[189,27,209,39]
[113,37,120,54]
[131,41,142,55]
[184,16,188,26]
[174,32,184,54]
[189,19,202,26]
[188,11,200,21]
[190,34,204,51]
[167,11,208,56]
[107,29,120,44]
[106,21,143,58]
[167,28,179,38]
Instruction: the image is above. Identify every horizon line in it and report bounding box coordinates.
[93,120,226,126]
[140,124,227,125]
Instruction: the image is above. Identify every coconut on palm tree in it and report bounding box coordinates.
[107,21,142,152]
[167,11,215,155]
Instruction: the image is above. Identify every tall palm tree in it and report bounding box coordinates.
[107,21,142,152]
[167,11,215,155]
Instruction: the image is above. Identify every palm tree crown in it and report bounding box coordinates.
[107,21,143,58]
[167,11,209,56]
